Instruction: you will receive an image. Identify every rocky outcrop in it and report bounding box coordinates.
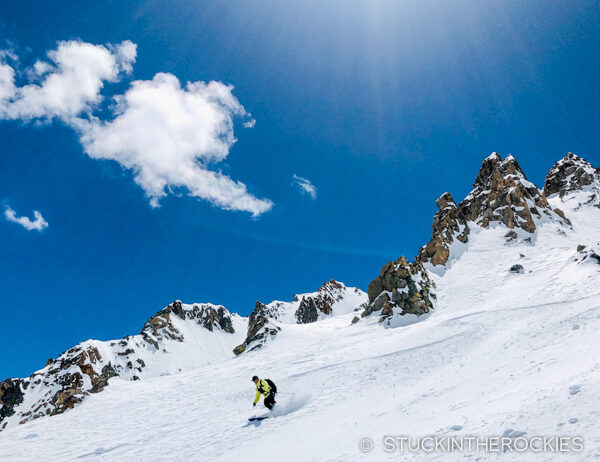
[294,280,360,324]
[0,344,118,429]
[361,152,575,321]
[418,192,470,266]
[233,302,280,355]
[543,153,600,198]
[234,280,367,354]
[418,153,573,269]
[295,297,322,324]
[362,256,436,323]
[142,301,234,347]
[0,379,25,430]
[574,245,600,265]
[1,300,239,431]
[459,153,569,233]
[543,153,600,212]
[509,264,524,274]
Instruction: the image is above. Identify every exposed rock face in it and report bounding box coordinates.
[142,301,234,347]
[574,246,600,265]
[0,379,25,430]
[509,264,524,274]
[0,344,119,429]
[361,152,578,322]
[233,302,281,355]
[418,153,572,269]
[363,256,436,323]
[295,298,321,324]
[418,192,470,266]
[589,253,600,264]
[504,230,518,242]
[234,280,367,354]
[295,280,351,323]
[543,153,600,198]
[459,153,569,233]
[1,300,238,430]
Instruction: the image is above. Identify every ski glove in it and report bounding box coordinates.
[253,403,256,407]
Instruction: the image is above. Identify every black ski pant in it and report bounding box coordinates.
[264,393,276,410]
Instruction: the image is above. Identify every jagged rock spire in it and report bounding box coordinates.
[361,152,579,325]
[418,192,470,266]
[460,153,568,233]
[543,152,600,198]
[417,153,571,268]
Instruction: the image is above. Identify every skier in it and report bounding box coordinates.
[252,375,277,410]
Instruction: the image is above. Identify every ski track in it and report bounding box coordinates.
[1,200,600,461]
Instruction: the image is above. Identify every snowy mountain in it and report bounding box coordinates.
[1,152,600,461]
[0,301,247,430]
[233,279,367,354]
[543,152,600,207]
[0,280,365,432]
[360,152,573,327]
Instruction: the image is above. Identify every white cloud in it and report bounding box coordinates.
[0,62,15,102]
[292,174,317,199]
[243,118,256,128]
[32,60,53,76]
[0,50,16,102]
[74,73,273,215]
[4,207,48,231]
[0,40,272,216]
[0,39,136,121]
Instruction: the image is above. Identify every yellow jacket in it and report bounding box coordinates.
[253,379,271,404]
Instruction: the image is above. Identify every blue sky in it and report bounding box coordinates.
[1,0,599,378]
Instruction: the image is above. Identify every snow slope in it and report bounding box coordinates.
[1,189,599,461]
[1,155,599,461]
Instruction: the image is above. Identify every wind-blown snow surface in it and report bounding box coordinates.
[1,200,600,461]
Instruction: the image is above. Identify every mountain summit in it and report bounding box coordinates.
[359,152,586,325]
[0,302,245,430]
[419,153,570,269]
[543,152,600,201]
[233,280,367,355]
[459,153,569,232]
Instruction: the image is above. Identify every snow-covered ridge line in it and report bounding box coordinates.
[543,153,600,212]
[0,280,368,430]
[361,152,598,324]
[233,280,367,355]
[0,301,245,431]
[419,152,576,269]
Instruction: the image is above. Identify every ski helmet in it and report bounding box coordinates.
[252,375,259,382]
